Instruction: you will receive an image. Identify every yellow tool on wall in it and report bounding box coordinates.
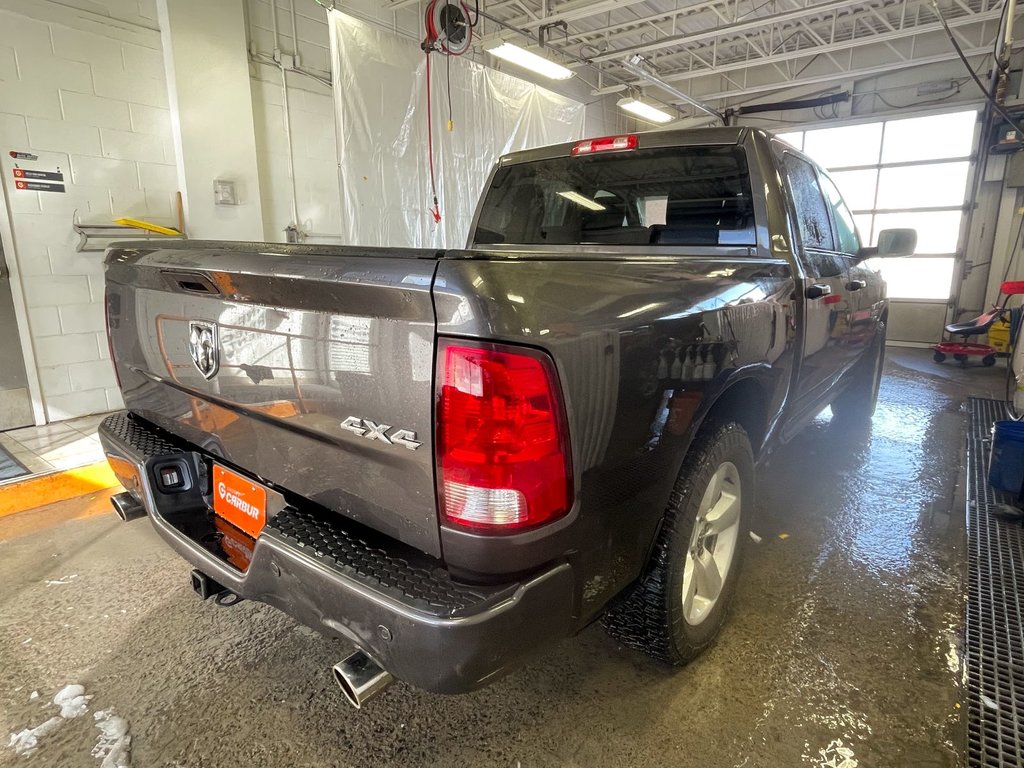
[113,217,181,236]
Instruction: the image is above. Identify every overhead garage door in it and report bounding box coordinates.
[780,109,978,345]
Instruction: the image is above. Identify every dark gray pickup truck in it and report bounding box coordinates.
[99,127,914,707]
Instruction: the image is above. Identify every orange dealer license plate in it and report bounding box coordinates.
[212,464,267,539]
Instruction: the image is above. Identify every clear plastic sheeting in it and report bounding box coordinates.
[328,10,585,248]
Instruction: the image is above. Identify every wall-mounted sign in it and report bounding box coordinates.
[12,167,65,193]
[8,151,38,161]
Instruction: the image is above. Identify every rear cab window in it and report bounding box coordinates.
[472,145,756,248]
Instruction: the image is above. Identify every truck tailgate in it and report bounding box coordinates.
[105,242,443,557]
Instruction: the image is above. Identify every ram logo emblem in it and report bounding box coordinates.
[188,321,219,380]
[341,416,422,451]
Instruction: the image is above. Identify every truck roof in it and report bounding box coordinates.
[497,126,758,167]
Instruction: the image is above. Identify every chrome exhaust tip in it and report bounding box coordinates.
[332,650,393,709]
[110,491,146,522]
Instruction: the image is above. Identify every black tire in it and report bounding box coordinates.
[933,352,947,363]
[954,353,968,363]
[831,323,886,421]
[603,421,753,665]
[983,354,997,367]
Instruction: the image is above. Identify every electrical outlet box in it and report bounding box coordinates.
[213,179,238,206]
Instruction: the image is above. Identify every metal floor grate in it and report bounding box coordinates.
[966,398,1024,767]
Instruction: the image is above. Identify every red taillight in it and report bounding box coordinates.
[571,134,638,156]
[436,340,573,532]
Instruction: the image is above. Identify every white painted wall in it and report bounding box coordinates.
[159,0,263,240]
[250,63,340,243]
[244,0,619,244]
[0,0,620,425]
[0,0,177,422]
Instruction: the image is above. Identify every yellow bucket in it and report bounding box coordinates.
[989,318,1012,353]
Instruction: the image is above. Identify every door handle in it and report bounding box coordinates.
[806,283,833,299]
[846,279,866,291]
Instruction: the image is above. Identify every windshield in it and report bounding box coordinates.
[472,145,755,248]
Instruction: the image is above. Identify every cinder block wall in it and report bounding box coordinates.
[0,0,177,421]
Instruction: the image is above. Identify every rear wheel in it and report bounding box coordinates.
[983,354,997,367]
[933,351,947,363]
[831,323,886,421]
[603,421,753,665]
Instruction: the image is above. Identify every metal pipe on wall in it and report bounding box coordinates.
[268,0,302,238]
[290,0,301,67]
[1004,0,1018,53]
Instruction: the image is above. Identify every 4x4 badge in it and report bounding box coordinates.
[341,416,422,450]
[188,321,219,380]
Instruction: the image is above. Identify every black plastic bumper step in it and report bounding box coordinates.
[99,412,511,619]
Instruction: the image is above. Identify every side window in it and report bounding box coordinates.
[782,153,843,277]
[782,153,835,250]
[819,174,861,255]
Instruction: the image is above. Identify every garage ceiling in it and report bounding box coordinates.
[465,0,1011,114]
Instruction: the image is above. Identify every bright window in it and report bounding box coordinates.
[804,122,883,168]
[778,109,977,300]
[829,169,878,210]
[775,131,803,149]
[863,256,957,301]
[875,162,970,209]
[880,111,977,163]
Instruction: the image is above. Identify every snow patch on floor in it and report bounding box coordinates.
[92,710,132,768]
[45,574,78,586]
[6,717,64,756]
[53,684,93,718]
[5,682,94,757]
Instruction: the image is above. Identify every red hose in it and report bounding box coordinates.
[425,49,441,224]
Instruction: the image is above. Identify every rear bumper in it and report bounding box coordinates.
[99,412,575,694]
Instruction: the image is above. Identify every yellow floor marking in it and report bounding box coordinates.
[0,462,120,518]
[0,488,119,540]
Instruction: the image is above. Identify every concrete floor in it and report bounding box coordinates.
[0,349,1005,767]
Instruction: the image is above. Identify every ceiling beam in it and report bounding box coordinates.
[509,0,653,30]
[592,8,1002,93]
[590,0,893,63]
[694,46,996,102]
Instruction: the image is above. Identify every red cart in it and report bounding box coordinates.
[934,281,1024,366]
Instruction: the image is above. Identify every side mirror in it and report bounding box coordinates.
[877,228,917,256]
[860,228,917,259]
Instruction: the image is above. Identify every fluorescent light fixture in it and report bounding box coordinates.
[484,42,574,81]
[617,97,673,124]
[557,191,606,211]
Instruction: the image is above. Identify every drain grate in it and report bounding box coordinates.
[966,398,1024,767]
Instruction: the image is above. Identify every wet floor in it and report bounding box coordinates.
[0,349,1004,767]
